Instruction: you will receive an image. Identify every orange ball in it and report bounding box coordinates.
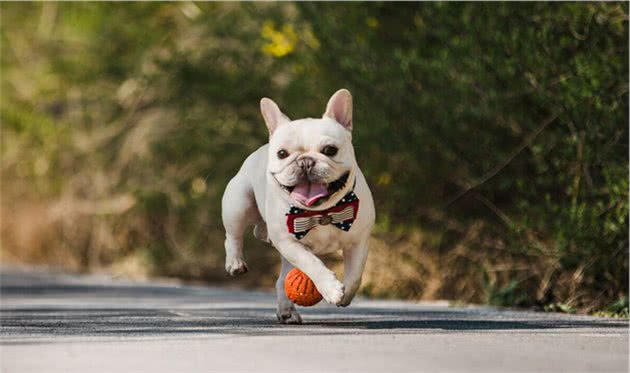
[284,268,323,307]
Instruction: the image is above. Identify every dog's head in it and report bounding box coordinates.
[261,89,356,210]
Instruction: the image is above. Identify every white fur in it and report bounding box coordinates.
[221,89,375,324]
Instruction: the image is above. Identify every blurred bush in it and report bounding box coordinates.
[1,2,627,313]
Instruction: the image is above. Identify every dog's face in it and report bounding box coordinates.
[261,89,356,210]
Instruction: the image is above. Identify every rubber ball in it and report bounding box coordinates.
[284,268,323,307]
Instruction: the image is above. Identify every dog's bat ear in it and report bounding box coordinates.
[323,89,353,132]
[260,98,290,137]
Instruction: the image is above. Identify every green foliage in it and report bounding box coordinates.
[544,303,578,315]
[486,280,527,308]
[591,297,629,318]
[1,3,627,311]
[299,2,628,310]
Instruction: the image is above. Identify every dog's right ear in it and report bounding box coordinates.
[260,98,290,136]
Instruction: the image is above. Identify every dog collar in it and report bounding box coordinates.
[285,189,359,240]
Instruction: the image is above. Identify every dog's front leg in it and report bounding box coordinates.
[275,239,345,305]
[339,238,370,307]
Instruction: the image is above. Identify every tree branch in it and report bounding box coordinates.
[444,112,560,208]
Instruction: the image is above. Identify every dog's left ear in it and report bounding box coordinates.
[323,89,353,132]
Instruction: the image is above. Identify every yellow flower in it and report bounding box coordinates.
[261,21,298,58]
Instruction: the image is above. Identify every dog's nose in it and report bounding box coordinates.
[298,157,315,173]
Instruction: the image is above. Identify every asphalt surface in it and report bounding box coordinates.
[0,266,628,373]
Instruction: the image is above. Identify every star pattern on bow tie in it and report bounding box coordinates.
[286,191,359,240]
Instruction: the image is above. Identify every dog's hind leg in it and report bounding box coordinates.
[276,256,302,324]
[221,175,259,276]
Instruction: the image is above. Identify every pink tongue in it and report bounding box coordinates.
[290,182,329,206]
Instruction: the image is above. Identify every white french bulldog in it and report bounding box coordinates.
[221,89,375,324]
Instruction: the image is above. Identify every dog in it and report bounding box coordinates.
[221,89,375,324]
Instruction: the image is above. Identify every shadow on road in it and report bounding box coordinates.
[2,305,628,339]
[1,271,628,339]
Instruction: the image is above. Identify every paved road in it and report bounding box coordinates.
[0,267,627,373]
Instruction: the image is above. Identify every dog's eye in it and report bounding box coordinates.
[277,149,289,159]
[321,145,338,157]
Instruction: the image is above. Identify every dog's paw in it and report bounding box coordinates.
[338,283,360,307]
[225,256,248,276]
[319,278,345,305]
[338,294,353,307]
[276,306,302,324]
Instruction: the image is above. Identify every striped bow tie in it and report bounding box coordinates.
[286,191,360,240]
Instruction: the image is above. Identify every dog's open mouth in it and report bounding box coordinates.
[281,172,350,207]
